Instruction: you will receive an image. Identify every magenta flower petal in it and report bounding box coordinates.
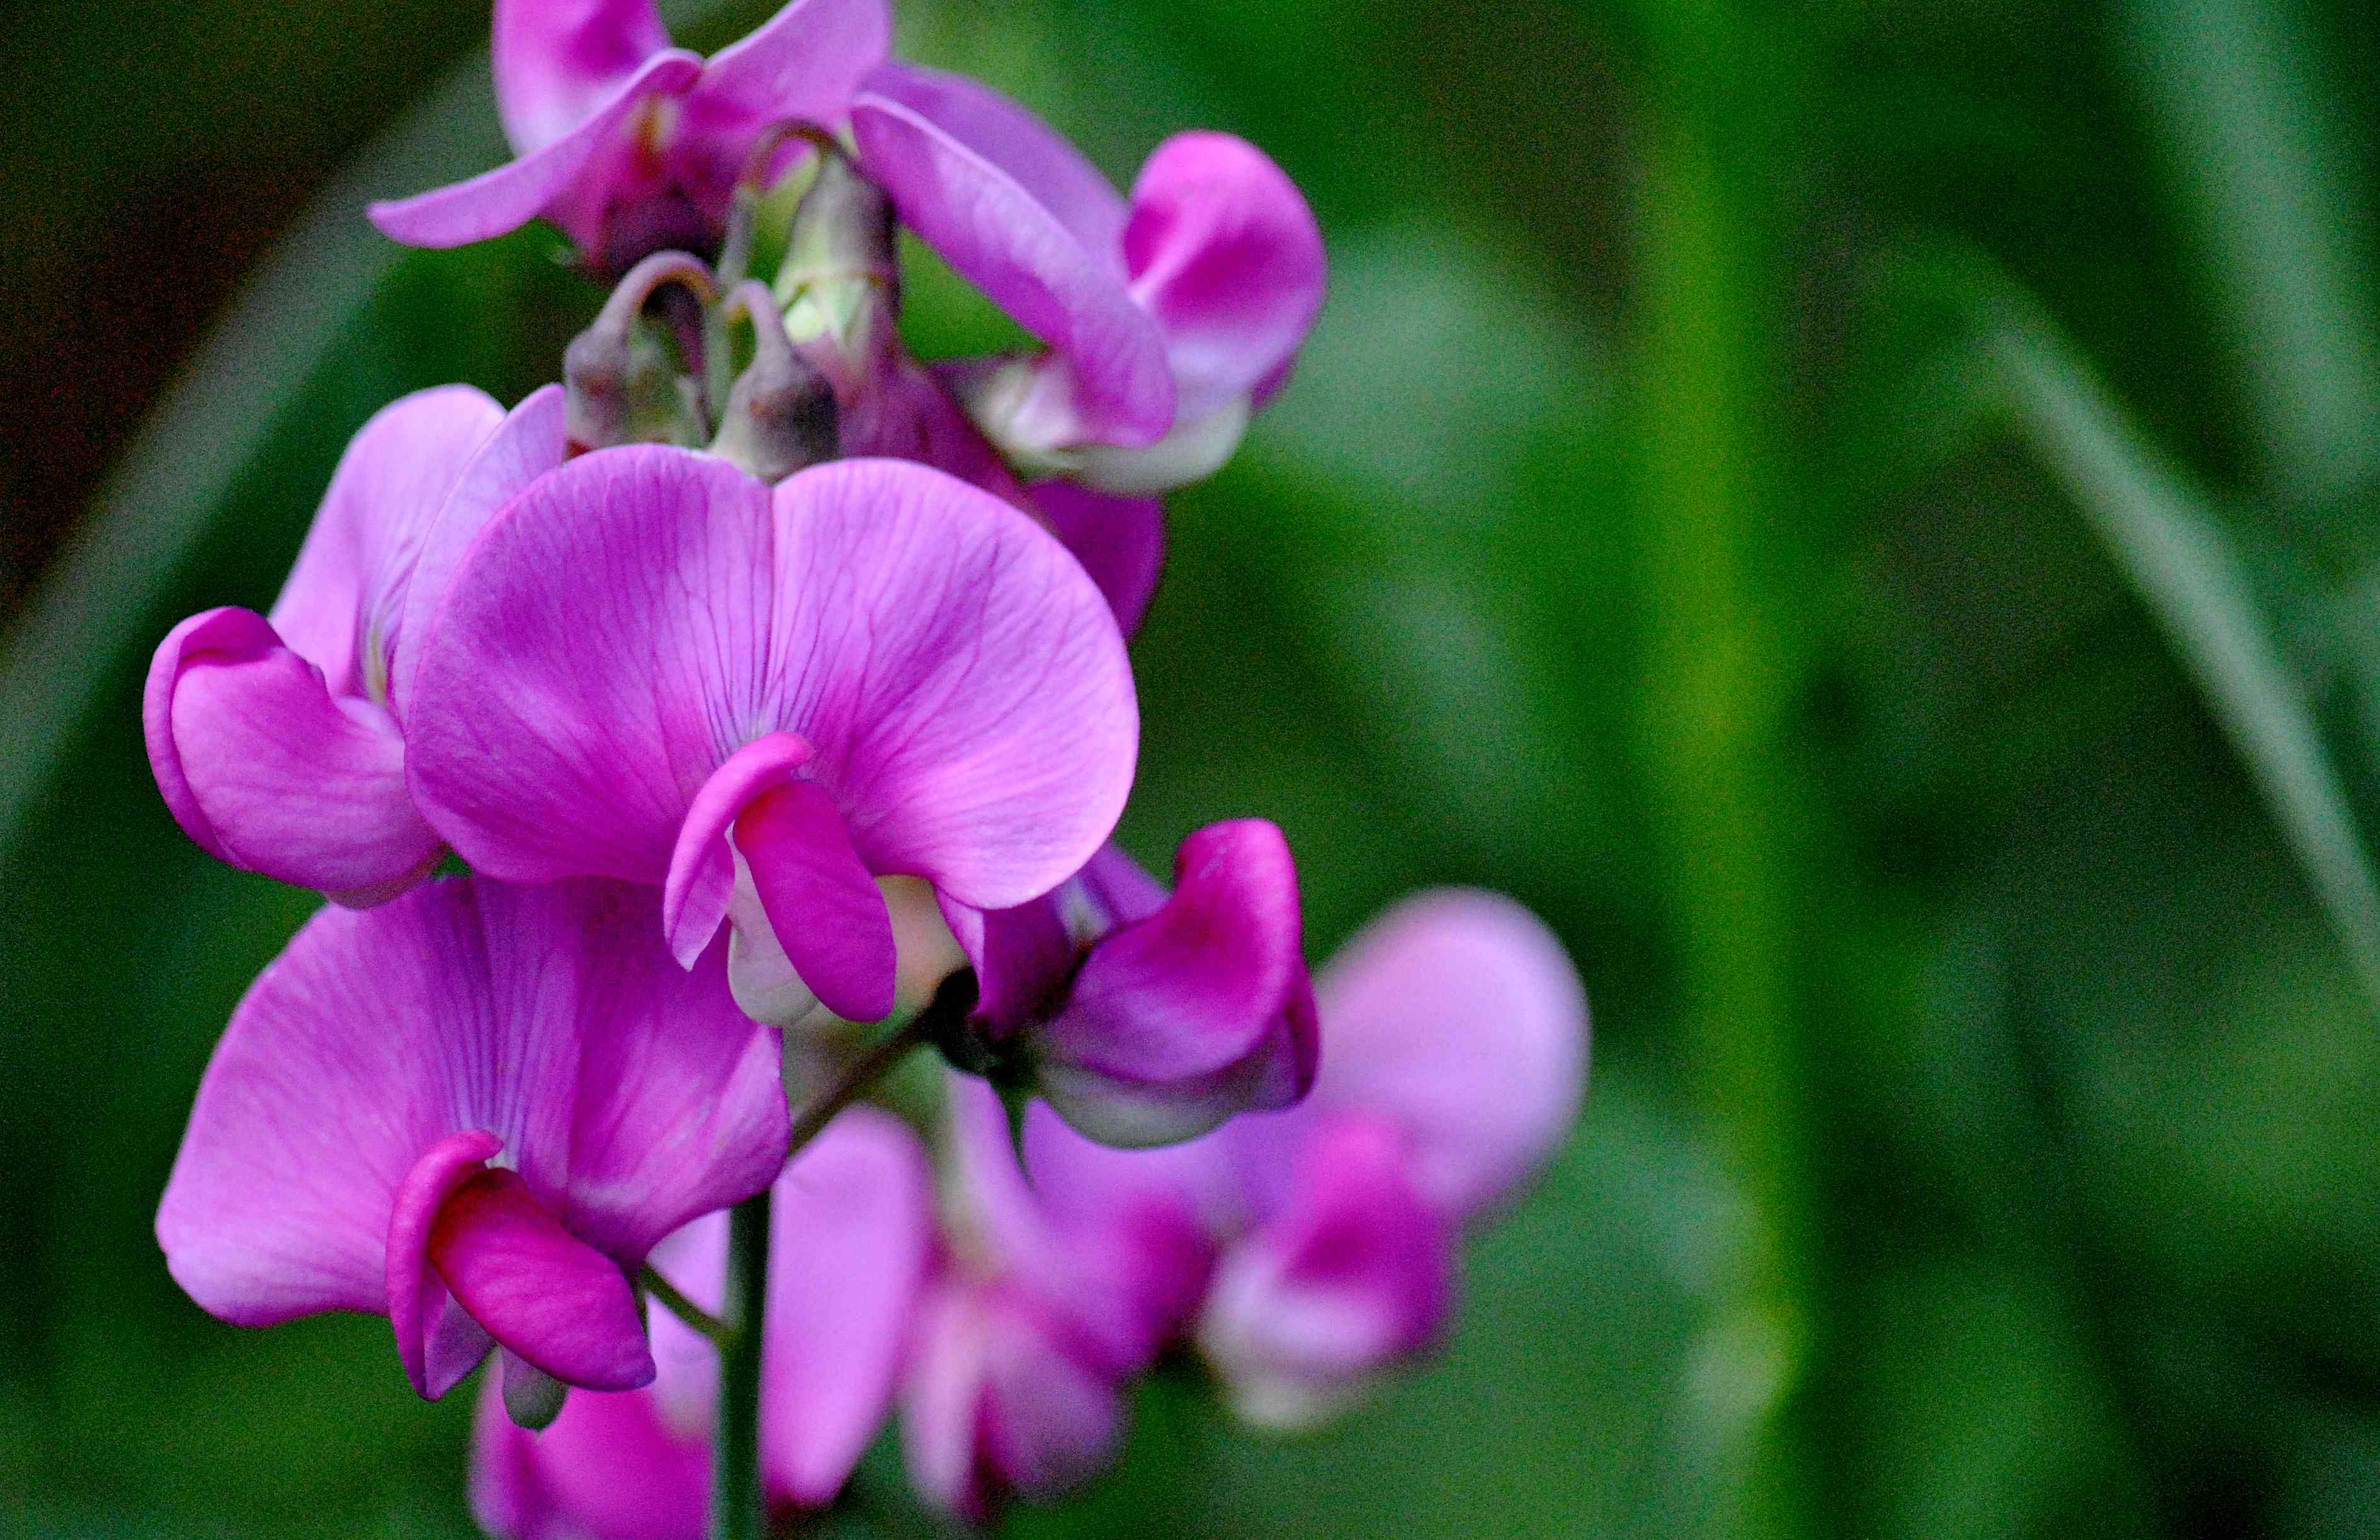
[661,731,815,968]
[736,778,897,1022]
[558,890,792,1261]
[1028,820,1316,1147]
[472,1374,708,1540]
[761,1107,934,1505]
[408,451,1137,915]
[387,1128,506,1398]
[1196,1114,1451,1429]
[1123,132,1326,424]
[152,611,439,902]
[368,50,704,251]
[902,1282,1124,1517]
[1029,481,1165,637]
[430,1169,655,1392]
[675,0,892,200]
[852,64,1174,446]
[1305,890,1587,1218]
[157,877,785,1397]
[936,890,1075,1029]
[492,0,671,154]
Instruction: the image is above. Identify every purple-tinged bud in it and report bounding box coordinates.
[564,250,716,454]
[937,820,1318,1149]
[711,281,838,482]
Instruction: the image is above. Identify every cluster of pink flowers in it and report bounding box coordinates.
[144,0,1589,1531]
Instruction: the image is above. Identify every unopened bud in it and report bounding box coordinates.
[565,251,717,453]
[776,141,899,356]
[711,281,839,482]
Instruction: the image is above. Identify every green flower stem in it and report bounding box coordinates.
[706,973,976,1538]
[1624,4,1820,1536]
[708,1187,773,1540]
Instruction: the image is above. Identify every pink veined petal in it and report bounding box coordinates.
[662,731,816,967]
[672,0,892,204]
[272,385,508,694]
[407,447,776,887]
[388,384,569,729]
[1123,132,1327,425]
[387,1129,506,1399]
[492,0,672,154]
[735,778,897,1022]
[408,453,1137,916]
[852,64,1174,446]
[1028,482,1165,638]
[761,1107,934,1506]
[158,881,592,1337]
[1029,820,1313,1147]
[1307,890,1588,1218]
[769,461,1138,909]
[1196,1114,1451,1429]
[561,886,790,1261]
[368,50,704,250]
[471,1373,710,1540]
[159,615,439,902]
[431,1168,655,1391]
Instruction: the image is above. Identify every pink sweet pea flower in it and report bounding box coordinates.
[473,1108,934,1537]
[901,1077,1211,1518]
[851,64,1324,490]
[144,385,565,906]
[370,0,890,273]
[1191,890,1588,1426]
[939,820,1317,1148]
[403,452,1137,1029]
[156,877,789,1403]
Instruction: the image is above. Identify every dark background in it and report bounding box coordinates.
[6,0,2380,1534]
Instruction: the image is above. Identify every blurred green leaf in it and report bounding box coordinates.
[1980,293,2380,1019]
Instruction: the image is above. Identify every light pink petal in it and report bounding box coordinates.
[271,385,507,693]
[852,64,1173,445]
[976,1295,1126,1500]
[673,0,892,204]
[1123,132,1326,424]
[155,883,572,1333]
[388,384,569,728]
[472,1374,710,1540]
[1197,1114,1450,1428]
[1308,890,1588,1218]
[1029,820,1315,1147]
[735,778,897,1022]
[407,447,777,886]
[387,1129,506,1399]
[901,1283,998,1519]
[152,608,439,902]
[409,453,1137,915]
[430,1168,654,1391]
[662,731,816,967]
[368,50,703,251]
[761,1107,934,1506]
[492,0,672,154]
[558,883,790,1261]
[1029,482,1164,638]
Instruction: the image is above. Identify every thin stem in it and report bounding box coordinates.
[783,995,942,1157]
[640,1264,728,1345]
[708,1188,773,1540]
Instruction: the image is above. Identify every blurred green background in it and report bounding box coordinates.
[6,0,2380,1534]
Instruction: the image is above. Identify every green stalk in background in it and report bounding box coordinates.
[709,1189,773,1540]
[1621,6,1820,1537]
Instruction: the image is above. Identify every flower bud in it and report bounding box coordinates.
[710,282,839,482]
[564,251,716,453]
